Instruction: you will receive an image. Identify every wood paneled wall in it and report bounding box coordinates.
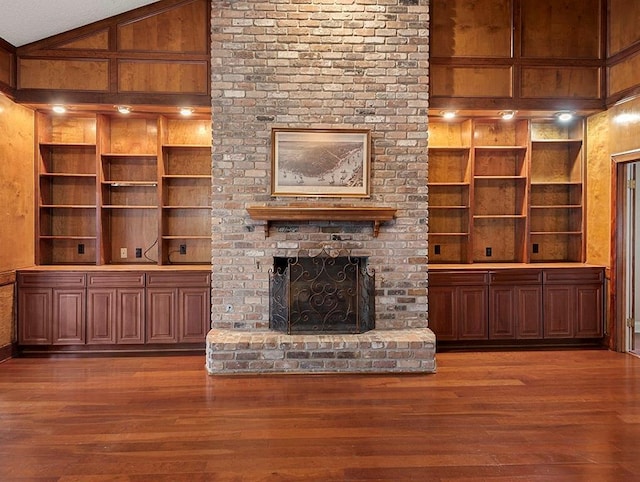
[0,39,14,92]
[607,0,640,104]
[0,273,15,355]
[0,94,34,355]
[430,0,605,113]
[12,0,210,108]
[590,98,640,263]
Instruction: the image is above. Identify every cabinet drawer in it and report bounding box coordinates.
[490,270,542,285]
[429,271,488,286]
[87,272,145,288]
[146,271,211,287]
[543,268,604,284]
[18,272,86,288]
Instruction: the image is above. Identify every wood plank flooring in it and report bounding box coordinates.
[1,349,640,481]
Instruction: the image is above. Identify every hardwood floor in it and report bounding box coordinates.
[1,349,640,481]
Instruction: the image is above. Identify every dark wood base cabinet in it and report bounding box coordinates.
[18,269,211,354]
[429,266,604,347]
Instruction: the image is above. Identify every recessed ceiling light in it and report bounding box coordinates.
[556,111,573,122]
[52,105,66,114]
[179,107,194,116]
[441,111,456,120]
[500,110,516,121]
[116,105,132,114]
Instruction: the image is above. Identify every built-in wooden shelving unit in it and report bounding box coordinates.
[428,116,585,264]
[35,111,212,266]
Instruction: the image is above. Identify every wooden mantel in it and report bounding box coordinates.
[246,205,397,237]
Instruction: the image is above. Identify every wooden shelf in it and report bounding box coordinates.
[246,205,397,237]
[428,117,585,264]
[34,112,212,266]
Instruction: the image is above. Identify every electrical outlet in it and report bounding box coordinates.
[532,243,539,254]
[77,243,85,255]
[485,247,492,257]
[434,244,441,255]
[135,247,142,258]
[120,247,127,259]
[179,244,187,255]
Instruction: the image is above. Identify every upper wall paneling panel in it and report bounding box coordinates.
[430,0,605,112]
[118,61,208,94]
[431,0,512,58]
[117,0,208,53]
[14,0,210,107]
[608,49,640,97]
[608,0,640,56]
[19,59,109,91]
[0,47,12,87]
[56,30,110,50]
[520,0,602,59]
[431,65,513,98]
[521,67,601,99]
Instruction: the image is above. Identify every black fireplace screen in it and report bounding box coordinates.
[269,251,374,334]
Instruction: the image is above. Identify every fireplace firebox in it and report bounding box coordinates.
[269,249,374,334]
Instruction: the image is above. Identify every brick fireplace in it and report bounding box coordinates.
[206,0,435,374]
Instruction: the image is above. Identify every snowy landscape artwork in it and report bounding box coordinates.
[271,128,370,197]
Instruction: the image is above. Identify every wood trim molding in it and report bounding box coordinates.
[0,343,15,363]
[608,149,640,351]
[246,205,397,238]
[0,271,16,287]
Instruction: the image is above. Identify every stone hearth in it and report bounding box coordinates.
[206,328,436,374]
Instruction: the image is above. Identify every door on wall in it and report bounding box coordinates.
[623,162,640,355]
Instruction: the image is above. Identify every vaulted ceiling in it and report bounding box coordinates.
[0,0,160,47]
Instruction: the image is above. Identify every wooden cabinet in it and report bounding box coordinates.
[146,272,211,344]
[489,270,543,339]
[19,289,86,345]
[35,111,212,266]
[428,117,585,264]
[428,267,603,346]
[428,271,489,341]
[18,272,86,345]
[18,269,211,352]
[543,269,604,339]
[86,273,145,344]
[18,288,51,344]
[52,290,85,344]
[146,288,178,343]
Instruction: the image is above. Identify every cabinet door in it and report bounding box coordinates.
[428,286,457,340]
[458,286,488,340]
[87,289,117,344]
[516,286,543,339]
[543,285,573,338]
[18,288,52,344]
[543,269,604,339]
[489,286,516,339]
[146,288,178,343]
[179,288,210,342]
[118,289,145,343]
[490,284,543,340]
[575,284,603,338]
[52,289,85,344]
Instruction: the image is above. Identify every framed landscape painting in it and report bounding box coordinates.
[271,128,371,197]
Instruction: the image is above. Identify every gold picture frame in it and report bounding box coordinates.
[271,128,371,197]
